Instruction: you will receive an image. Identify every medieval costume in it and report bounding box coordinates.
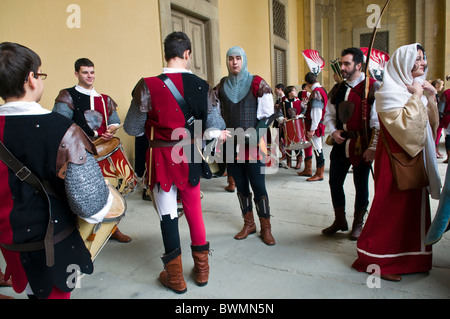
[352,44,441,280]
[323,73,380,240]
[276,93,304,169]
[0,101,112,299]
[215,46,275,246]
[438,89,450,163]
[54,85,120,139]
[298,82,327,181]
[53,85,130,243]
[124,67,218,294]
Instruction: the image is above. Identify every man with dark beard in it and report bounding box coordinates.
[322,47,380,241]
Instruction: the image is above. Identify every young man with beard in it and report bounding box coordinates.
[323,47,380,241]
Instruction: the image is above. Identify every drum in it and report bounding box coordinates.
[283,117,311,151]
[77,183,126,261]
[94,137,138,196]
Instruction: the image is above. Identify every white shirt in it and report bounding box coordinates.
[0,101,50,116]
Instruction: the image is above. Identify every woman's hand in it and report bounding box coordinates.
[406,81,423,99]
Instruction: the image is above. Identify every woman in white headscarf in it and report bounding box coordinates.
[352,44,441,282]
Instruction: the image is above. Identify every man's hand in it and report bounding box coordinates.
[331,130,346,145]
[101,125,117,141]
[363,148,376,163]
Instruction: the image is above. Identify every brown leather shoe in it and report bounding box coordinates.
[110,228,132,243]
[297,158,313,177]
[234,211,257,240]
[259,217,276,246]
[225,176,235,193]
[322,207,348,235]
[307,166,324,182]
[381,274,402,282]
[191,242,210,286]
[159,248,187,294]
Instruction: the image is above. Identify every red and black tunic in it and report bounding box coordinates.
[0,112,94,298]
[136,73,211,192]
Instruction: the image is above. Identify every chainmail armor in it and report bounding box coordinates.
[65,152,110,219]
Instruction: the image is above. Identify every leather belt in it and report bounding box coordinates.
[0,226,75,253]
[149,138,194,149]
[341,131,359,139]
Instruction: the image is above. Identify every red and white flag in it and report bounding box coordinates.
[361,47,390,81]
[302,50,325,75]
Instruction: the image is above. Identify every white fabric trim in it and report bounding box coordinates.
[81,191,114,224]
[0,101,51,116]
[152,185,179,220]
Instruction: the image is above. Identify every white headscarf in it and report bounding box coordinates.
[224,46,254,104]
[375,43,441,199]
[375,43,428,113]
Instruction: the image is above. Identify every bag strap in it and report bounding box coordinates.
[0,141,55,267]
[379,128,392,156]
[157,74,195,129]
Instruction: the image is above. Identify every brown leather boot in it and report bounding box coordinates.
[322,207,348,235]
[295,154,303,169]
[159,247,187,294]
[350,207,368,241]
[259,217,276,246]
[110,228,132,243]
[307,166,324,182]
[235,193,256,240]
[234,211,257,240]
[225,175,235,193]
[255,195,275,245]
[444,150,450,163]
[191,242,210,287]
[297,158,312,177]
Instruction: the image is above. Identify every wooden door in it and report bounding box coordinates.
[171,10,209,82]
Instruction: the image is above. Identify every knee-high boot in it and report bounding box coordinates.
[350,206,368,241]
[297,157,313,177]
[234,193,257,240]
[159,247,187,294]
[322,207,348,235]
[255,195,275,246]
[191,242,210,286]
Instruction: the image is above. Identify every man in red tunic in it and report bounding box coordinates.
[124,32,224,294]
[298,72,328,181]
[323,47,380,241]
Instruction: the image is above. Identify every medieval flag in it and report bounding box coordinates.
[302,50,325,75]
[361,47,390,82]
